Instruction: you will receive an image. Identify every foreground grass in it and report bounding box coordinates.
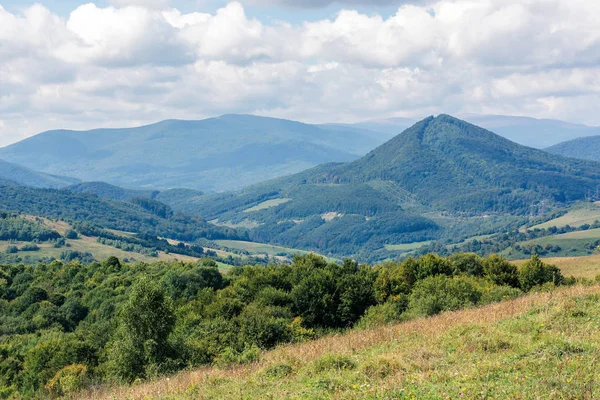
[82,284,600,400]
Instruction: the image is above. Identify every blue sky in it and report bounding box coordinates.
[0,0,400,23]
[0,0,599,146]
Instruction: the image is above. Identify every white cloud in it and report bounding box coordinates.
[0,0,600,147]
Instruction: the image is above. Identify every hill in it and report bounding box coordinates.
[356,114,600,149]
[82,283,600,400]
[0,158,79,189]
[66,182,159,201]
[164,115,600,259]
[545,135,600,162]
[0,182,244,244]
[0,115,390,192]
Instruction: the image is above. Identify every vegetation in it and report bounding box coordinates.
[157,115,600,261]
[0,251,575,398]
[83,284,600,400]
[0,159,78,189]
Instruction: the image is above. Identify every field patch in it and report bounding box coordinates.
[243,198,291,213]
[530,207,600,229]
[384,241,432,252]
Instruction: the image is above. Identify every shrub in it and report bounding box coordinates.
[480,285,523,305]
[356,295,408,329]
[263,363,293,378]
[518,255,564,291]
[483,255,519,287]
[451,253,484,277]
[64,230,79,239]
[45,364,88,397]
[5,246,18,254]
[20,244,40,252]
[407,275,483,317]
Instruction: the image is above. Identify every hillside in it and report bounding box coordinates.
[357,114,600,149]
[546,135,600,162]
[66,182,160,201]
[0,182,244,243]
[164,115,600,259]
[83,284,600,400]
[0,115,390,192]
[0,159,79,189]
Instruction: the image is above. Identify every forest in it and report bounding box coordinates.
[0,252,572,398]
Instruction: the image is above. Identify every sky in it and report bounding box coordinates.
[0,0,599,146]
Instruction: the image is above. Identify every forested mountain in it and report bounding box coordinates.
[0,159,79,189]
[164,115,600,259]
[356,114,600,149]
[66,182,159,201]
[0,115,390,192]
[545,136,600,162]
[0,182,244,243]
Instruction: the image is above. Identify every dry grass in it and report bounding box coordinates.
[80,284,600,400]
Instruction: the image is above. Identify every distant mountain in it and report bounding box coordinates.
[354,114,600,149]
[164,115,600,260]
[66,182,159,201]
[0,115,390,192]
[0,159,79,189]
[460,115,600,149]
[545,136,600,162]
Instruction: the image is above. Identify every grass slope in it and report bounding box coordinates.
[530,207,600,229]
[82,284,600,400]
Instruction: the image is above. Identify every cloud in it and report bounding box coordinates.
[0,0,599,147]
[244,0,419,7]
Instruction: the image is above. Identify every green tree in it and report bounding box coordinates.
[483,255,519,287]
[106,278,176,382]
[518,255,564,291]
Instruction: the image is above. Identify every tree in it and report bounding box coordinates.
[107,278,176,382]
[518,255,564,291]
[483,255,519,287]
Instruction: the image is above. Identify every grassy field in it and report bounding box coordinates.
[512,254,600,279]
[81,284,600,400]
[530,207,600,229]
[215,240,341,263]
[243,198,291,213]
[384,241,432,252]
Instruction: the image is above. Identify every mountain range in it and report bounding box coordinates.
[2,114,599,194]
[0,158,79,189]
[0,115,391,192]
[153,115,600,259]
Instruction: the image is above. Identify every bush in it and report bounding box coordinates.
[64,230,79,240]
[451,253,484,276]
[356,295,408,329]
[518,255,564,291]
[407,275,483,317]
[20,244,40,252]
[480,285,523,305]
[45,364,88,397]
[5,246,18,254]
[483,255,519,287]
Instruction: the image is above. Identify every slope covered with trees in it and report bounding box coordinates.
[0,159,78,189]
[545,135,600,162]
[0,253,567,398]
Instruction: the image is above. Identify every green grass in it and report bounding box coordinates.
[243,198,291,213]
[384,241,432,252]
[215,240,341,263]
[83,284,600,400]
[530,207,600,229]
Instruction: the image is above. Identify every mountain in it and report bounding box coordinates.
[460,114,600,149]
[0,159,79,189]
[162,115,600,260]
[545,136,600,162]
[0,115,391,192]
[355,114,600,149]
[66,182,160,201]
[0,181,244,243]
